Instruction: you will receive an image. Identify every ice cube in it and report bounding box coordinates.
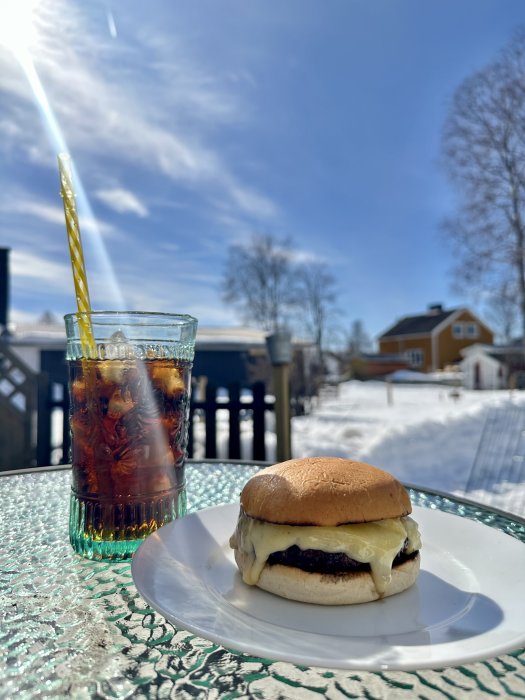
[98,360,131,384]
[151,366,185,397]
[104,330,135,360]
[107,388,135,419]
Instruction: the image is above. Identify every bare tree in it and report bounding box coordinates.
[441,28,525,343]
[223,234,341,382]
[222,233,297,331]
[485,279,519,344]
[346,319,372,357]
[296,262,338,369]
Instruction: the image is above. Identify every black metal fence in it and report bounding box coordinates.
[36,379,275,467]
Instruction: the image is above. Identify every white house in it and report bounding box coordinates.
[459,344,507,390]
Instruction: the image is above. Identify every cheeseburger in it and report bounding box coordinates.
[229,456,421,605]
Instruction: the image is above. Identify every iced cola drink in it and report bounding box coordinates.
[65,312,197,560]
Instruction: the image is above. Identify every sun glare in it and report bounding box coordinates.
[1,0,125,310]
[0,0,39,54]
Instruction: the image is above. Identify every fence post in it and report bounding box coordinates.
[204,382,217,458]
[252,382,266,461]
[61,384,70,464]
[266,331,292,462]
[228,383,241,459]
[36,372,51,466]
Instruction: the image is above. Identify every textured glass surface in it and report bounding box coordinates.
[1,463,524,700]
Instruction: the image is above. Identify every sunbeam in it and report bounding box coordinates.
[1,1,125,309]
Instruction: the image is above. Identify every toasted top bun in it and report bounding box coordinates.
[240,456,411,526]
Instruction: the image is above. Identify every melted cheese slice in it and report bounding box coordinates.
[230,511,421,594]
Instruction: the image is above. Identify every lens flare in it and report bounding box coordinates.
[3,0,125,309]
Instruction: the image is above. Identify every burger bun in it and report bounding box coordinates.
[234,549,420,605]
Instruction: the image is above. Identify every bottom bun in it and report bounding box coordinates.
[234,550,420,605]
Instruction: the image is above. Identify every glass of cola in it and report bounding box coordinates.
[64,311,198,560]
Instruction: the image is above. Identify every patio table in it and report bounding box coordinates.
[1,460,524,699]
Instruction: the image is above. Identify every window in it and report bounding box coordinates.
[405,349,424,367]
[452,323,464,339]
[453,321,478,339]
[465,323,479,338]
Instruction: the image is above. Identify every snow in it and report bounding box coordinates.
[387,368,462,384]
[53,376,525,518]
[291,381,525,518]
[191,379,525,517]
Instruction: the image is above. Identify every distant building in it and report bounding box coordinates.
[351,353,410,380]
[378,304,494,372]
[4,320,315,395]
[1,320,316,469]
[460,342,525,390]
[459,344,507,390]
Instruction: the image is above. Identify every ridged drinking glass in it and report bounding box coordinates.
[64,311,197,560]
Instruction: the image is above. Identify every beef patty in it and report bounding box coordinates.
[267,540,418,574]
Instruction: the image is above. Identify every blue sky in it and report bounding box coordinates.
[1,0,525,345]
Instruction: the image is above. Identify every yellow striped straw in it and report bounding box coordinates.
[58,153,96,356]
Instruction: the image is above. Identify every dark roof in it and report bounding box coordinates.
[380,309,458,338]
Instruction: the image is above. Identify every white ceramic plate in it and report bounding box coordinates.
[131,503,525,671]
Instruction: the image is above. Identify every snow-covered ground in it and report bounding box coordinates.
[192,379,525,517]
[291,380,525,517]
[55,378,524,517]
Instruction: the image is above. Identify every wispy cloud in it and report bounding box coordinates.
[0,0,277,222]
[134,25,257,128]
[0,196,115,236]
[223,178,278,220]
[17,201,65,226]
[10,247,122,313]
[9,307,45,325]
[94,188,148,217]
[0,1,285,325]
[11,249,73,291]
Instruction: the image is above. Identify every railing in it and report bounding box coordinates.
[465,400,525,515]
[188,381,273,461]
[36,377,70,466]
[0,341,38,469]
[32,380,275,467]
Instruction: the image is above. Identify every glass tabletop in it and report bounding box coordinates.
[1,461,524,700]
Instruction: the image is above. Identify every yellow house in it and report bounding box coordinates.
[378,304,494,372]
